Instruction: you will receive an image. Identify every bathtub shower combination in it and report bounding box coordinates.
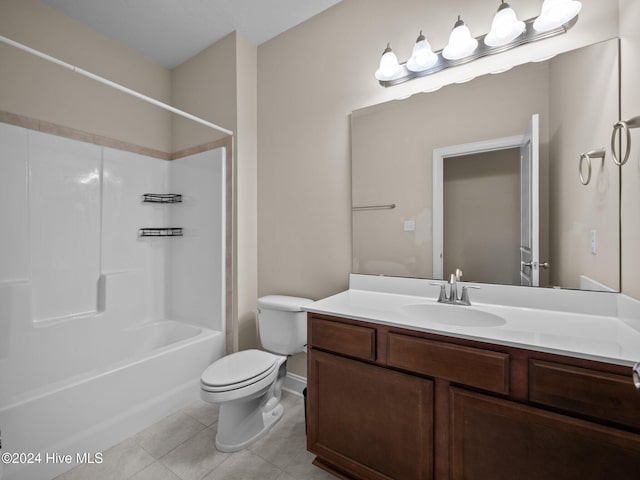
[0,122,226,480]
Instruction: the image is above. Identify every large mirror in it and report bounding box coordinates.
[351,37,620,291]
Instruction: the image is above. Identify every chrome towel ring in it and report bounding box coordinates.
[579,148,605,185]
[611,115,640,166]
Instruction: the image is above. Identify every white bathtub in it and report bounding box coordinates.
[0,319,224,480]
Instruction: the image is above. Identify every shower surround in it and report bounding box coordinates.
[0,120,226,480]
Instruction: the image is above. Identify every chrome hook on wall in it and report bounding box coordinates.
[578,148,605,185]
[611,115,640,166]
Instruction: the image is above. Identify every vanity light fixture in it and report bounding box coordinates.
[485,1,526,47]
[375,0,582,87]
[442,16,478,60]
[407,31,438,72]
[533,0,582,32]
[375,43,402,81]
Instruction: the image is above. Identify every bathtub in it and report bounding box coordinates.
[0,318,224,480]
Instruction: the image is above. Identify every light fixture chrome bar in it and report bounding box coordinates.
[0,35,234,137]
[352,203,396,211]
[378,16,578,88]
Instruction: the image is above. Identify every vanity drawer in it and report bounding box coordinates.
[529,360,640,429]
[309,317,376,361]
[387,333,509,394]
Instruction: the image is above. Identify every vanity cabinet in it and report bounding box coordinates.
[307,317,434,480]
[306,313,640,480]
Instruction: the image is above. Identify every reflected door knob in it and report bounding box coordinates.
[521,261,550,270]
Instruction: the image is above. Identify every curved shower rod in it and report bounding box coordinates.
[0,35,234,137]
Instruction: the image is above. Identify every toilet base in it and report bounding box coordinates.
[215,397,285,452]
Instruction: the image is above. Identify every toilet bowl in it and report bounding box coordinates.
[200,295,313,452]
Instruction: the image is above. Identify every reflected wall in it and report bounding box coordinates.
[352,39,619,291]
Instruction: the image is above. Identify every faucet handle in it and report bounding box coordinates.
[455,268,463,281]
[460,285,480,305]
[430,283,447,303]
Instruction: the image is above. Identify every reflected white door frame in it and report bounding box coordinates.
[432,127,536,281]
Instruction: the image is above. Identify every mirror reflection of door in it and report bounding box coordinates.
[519,114,540,286]
[443,148,521,285]
[438,114,541,286]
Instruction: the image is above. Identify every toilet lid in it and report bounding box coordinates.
[201,349,278,387]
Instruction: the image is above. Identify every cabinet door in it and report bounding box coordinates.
[308,349,434,480]
[450,388,640,479]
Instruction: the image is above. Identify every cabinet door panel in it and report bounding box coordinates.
[529,360,640,429]
[451,388,640,479]
[388,333,509,394]
[308,349,433,480]
[309,317,376,361]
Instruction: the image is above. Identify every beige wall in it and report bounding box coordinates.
[351,62,550,279]
[548,39,620,290]
[258,0,619,377]
[169,31,258,352]
[235,33,259,351]
[0,0,172,152]
[0,0,625,379]
[443,150,521,286]
[620,0,640,299]
[171,33,237,151]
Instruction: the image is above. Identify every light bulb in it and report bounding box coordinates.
[407,31,438,72]
[442,16,478,61]
[375,43,401,81]
[485,1,525,47]
[533,0,582,32]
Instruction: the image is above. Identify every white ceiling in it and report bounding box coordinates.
[43,0,343,68]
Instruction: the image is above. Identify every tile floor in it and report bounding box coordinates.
[54,392,336,480]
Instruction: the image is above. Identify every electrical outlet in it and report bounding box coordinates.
[590,229,596,254]
[404,220,415,231]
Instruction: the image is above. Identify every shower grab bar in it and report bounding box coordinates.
[352,203,396,211]
[611,115,640,166]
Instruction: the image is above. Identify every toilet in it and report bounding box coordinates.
[200,295,313,452]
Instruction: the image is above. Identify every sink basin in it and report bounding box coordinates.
[401,303,506,327]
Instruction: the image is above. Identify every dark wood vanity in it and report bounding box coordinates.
[306,312,640,480]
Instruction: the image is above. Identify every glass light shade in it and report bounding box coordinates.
[533,0,582,32]
[407,31,438,72]
[375,43,402,81]
[442,17,478,61]
[484,2,526,47]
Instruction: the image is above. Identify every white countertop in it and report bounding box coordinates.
[305,275,640,367]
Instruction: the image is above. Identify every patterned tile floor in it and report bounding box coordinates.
[54,392,335,480]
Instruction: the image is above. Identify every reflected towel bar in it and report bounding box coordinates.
[578,148,605,186]
[352,204,396,211]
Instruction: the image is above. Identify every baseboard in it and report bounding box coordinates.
[282,372,307,396]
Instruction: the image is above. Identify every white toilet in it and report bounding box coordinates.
[200,295,313,452]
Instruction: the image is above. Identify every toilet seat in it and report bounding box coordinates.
[201,349,280,393]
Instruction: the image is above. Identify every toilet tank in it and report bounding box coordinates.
[257,295,314,355]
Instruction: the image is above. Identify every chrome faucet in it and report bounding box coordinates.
[448,268,462,302]
[431,268,479,306]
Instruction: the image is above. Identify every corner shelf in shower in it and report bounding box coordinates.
[142,193,182,203]
[139,193,183,237]
[138,227,183,237]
